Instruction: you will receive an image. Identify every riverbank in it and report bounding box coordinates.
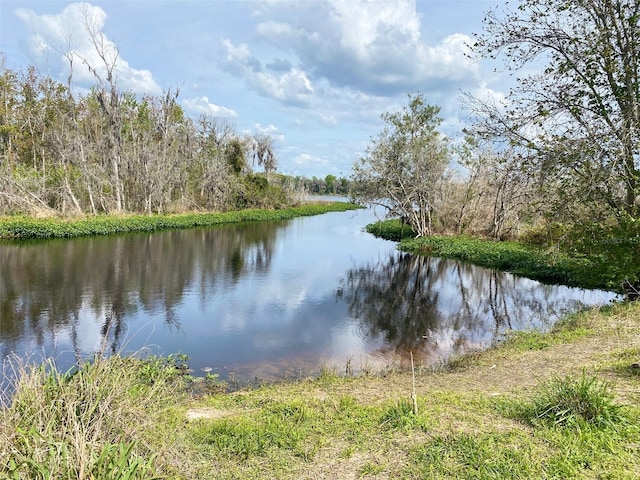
[0,202,359,240]
[366,219,634,293]
[2,300,639,479]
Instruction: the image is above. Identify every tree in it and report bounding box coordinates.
[470,0,640,219]
[351,94,450,237]
[324,174,336,194]
[251,133,277,179]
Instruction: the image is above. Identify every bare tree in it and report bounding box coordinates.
[79,5,126,212]
[469,0,640,219]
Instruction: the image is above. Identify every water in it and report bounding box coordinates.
[0,207,617,384]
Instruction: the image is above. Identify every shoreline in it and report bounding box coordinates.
[0,201,360,241]
[2,300,639,478]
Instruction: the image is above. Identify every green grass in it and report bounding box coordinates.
[0,202,360,240]
[365,218,631,292]
[406,431,545,479]
[511,371,625,428]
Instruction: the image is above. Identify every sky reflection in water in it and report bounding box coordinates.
[0,207,617,384]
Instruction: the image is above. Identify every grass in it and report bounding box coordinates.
[3,300,640,478]
[366,218,633,292]
[0,353,187,479]
[0,201,360,240]
[511,371,624,428]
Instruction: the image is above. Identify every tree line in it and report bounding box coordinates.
[0,58,303,216]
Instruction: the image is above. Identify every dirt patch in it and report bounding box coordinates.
[185,407,236,421]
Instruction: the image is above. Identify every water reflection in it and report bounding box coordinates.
[0,209,618,386]
[0,220,283,365]
[340,252,616,367]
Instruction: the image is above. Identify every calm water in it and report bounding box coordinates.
[0,207,617,384]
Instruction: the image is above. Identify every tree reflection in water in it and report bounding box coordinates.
[0,220,282,362]
[339,252,610,367]
[0,211,617,383]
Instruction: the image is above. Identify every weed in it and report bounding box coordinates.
[358,461,386,477]
[0,354,182,479]
[515,371,624,428]
[379,399,428,432]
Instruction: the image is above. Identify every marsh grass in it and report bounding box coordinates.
[0,354,183,479]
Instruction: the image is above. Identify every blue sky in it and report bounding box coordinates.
[0,0,508,178]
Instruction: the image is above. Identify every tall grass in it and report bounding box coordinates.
[514,372,624,428]
[0,354,183,479]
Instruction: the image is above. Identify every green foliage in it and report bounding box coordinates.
[368,216,637,293]
[524,218,640,294]
[87,442,159,480]
[351,93,449,237]
[234,174,287,209]
[0,202,360,240]
[365,218,415,241]
[514,372,624,428]
[390,231,622,291]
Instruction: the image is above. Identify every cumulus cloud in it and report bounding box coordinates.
[293,153,330,169]
[15,2,161,95]
[317,113,337,126]
[221,38,314,105]
[249,0,479,96]
[252,123,285,142]
[182,96,238,118]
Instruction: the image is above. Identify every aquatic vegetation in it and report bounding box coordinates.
[0,202,359,240]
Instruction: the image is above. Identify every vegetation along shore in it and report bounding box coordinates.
[2,0,640,477]
[0,201,358,241]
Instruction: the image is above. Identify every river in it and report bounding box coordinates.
[0,206,617,385]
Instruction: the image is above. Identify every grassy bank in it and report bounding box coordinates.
[2,301,640,479]
[0,202,359,240]
[366,219,631,293]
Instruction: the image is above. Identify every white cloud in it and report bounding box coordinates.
[16,2,161,95]
[293,153,330,169]
[182,96,238,118]
[471,81,508,107]
[252,123,285,142]
[250,0,479,95]
[317,113,337,126]
[221,38,314,105]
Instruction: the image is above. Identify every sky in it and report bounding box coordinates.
[0,0,509,178]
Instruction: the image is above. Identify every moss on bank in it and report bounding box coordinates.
[2,301,640,479]
[0,202,359,240]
